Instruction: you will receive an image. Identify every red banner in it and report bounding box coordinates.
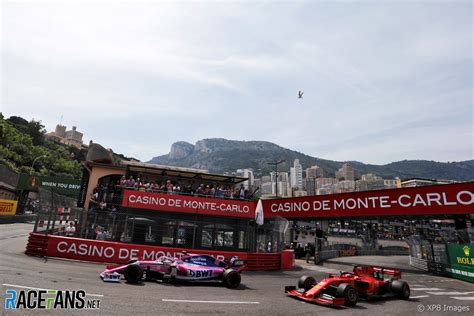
[262,182,474,218]
[122,190,255,218]
[46,235,250,264]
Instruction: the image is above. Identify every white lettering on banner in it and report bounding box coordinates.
[332,196,391,210]
[55,241,116,258]
[130,249,138,259]
[270,202,311,212]
[457,191,474,205]
[78,243,88,255]
[104,247,114,258]
[118,248,129,259]
[269,190,473,214]
[442,192,457,206]
[398,195,411,207]
[57,241,68,252]
[42,182,57,187]
[313,200,330,211]
[128,194,249,214]
[426,193,442,206]
[54,240,231,263]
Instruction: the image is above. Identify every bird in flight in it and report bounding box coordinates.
[298,91,304,99]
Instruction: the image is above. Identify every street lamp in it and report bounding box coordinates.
[268,160,285,198]
[31,155,47,173]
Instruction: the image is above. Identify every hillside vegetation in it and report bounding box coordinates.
[0,114,83,179]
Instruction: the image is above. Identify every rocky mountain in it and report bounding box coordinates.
[148,138,474,181]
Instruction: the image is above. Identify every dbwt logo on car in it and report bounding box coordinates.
[188,269,213,278]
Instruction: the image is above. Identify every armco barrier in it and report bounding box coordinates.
[25,234,284,271]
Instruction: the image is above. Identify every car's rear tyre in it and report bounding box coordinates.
[298,276,316,291]
[124,264,143,284]
[223,269,241,289]
[391,280,410,300]
[337,283,358,306]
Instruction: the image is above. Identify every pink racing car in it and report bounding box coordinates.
[100,254,245,289]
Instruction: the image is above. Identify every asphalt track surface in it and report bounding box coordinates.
[1,223,473,316]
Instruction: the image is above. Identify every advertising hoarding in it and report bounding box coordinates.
[262,182,474,218]
[0,199,18,215]
[447,243,474,282]
[122,190,255,218]
[17,174,81,197]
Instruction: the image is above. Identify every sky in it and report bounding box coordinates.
[1,0,472,165]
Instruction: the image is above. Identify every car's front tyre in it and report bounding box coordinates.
[337,283,358,306]
[298,276,316,291]
[124,264,143,284]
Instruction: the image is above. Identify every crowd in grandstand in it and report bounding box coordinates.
[115,175,250,199]
[86,176,253,227]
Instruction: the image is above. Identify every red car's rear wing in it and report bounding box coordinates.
[371,266,402,279]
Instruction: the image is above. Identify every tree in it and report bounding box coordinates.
[26,120,46,146]
[6,116,28,127]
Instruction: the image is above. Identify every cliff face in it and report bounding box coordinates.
[147,138,474,180]
[169,141,195,159]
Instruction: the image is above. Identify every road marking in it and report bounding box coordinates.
[411,288,443,291]
[2,283,104,297]
[427,291,474,295]
[410,295,429,299]
[162,299,260,304]
[451,297,474,301]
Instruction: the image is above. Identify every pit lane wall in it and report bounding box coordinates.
[25,233,284,271]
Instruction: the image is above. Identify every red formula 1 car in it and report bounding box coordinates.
[285,265,410,307]
[100,254,245,289]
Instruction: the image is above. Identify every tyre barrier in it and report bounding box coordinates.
[25,233,49,257]
[246,253,281,271]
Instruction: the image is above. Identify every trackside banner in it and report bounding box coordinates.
[46,236,250,264]
[262,182,474,218]
[122,190,255,218]
[0,199,18,215]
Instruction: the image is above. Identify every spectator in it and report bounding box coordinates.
[99,201,107,211]
[119,176,126,186]
[195,184,205,197]
[111,206,118,218]
[166,180,174,193]
[239,185,245,199]
[96,226,106,240]
[216,185,225,198]
[208,185,215,197]
[204,185,211,196]
[65,222,76,237]
[126,176,135,188]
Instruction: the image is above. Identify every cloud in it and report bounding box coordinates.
[2,0,472,165]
